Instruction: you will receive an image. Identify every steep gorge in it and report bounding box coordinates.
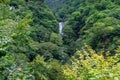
[46,0,120,55]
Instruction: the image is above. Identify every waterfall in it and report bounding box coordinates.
[59,22,64,35]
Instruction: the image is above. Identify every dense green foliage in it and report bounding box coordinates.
[48,0,120,55]
[46,0,85,21]
[0,0,120,80]
[64,45,120,80]
[4,0,67,61]
[0,46,120,80]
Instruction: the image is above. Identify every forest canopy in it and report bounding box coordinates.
[0,0,120,80]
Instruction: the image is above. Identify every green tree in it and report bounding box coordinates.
[50,33,63,46]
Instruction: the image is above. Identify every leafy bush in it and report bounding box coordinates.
[0,54,34,80]
[63,45,120,80]
[30,55,65,80]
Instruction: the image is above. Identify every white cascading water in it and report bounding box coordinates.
[59,22,64,35]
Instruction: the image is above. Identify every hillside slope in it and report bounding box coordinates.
[45,0,66,12]
[45,0,120,54]
[62,0,120,54]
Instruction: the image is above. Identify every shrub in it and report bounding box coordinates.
[63,45,120,80]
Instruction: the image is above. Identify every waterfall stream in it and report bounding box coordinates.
[59,22,64,35]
